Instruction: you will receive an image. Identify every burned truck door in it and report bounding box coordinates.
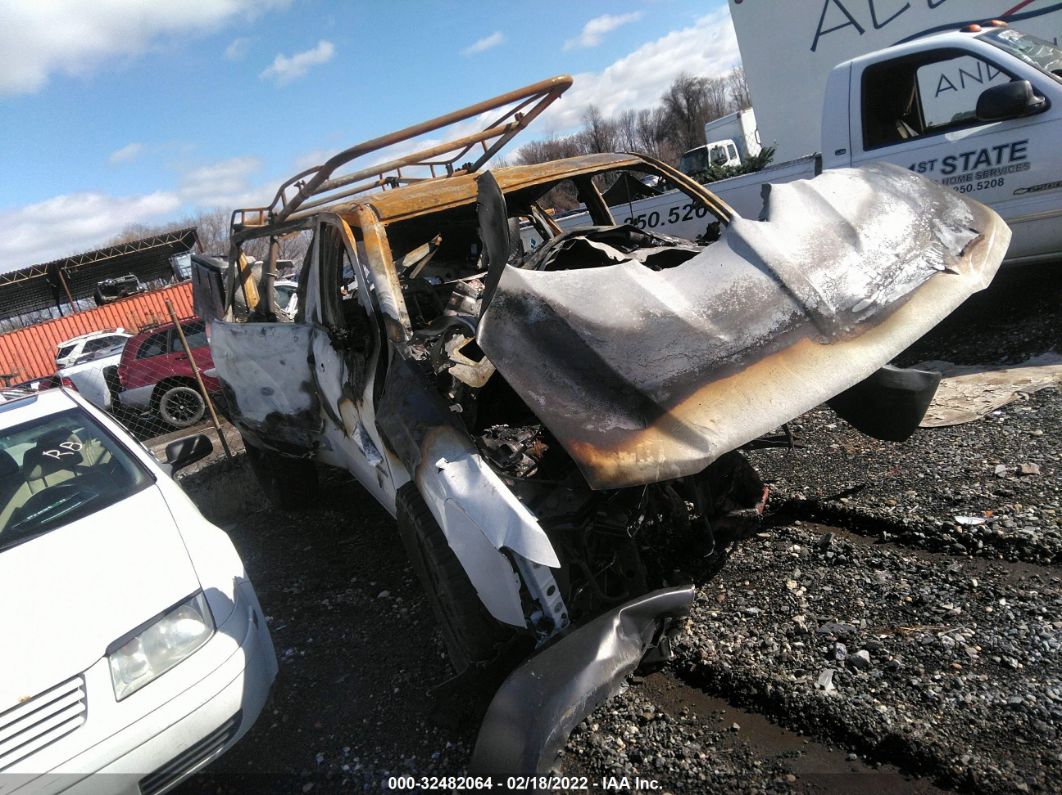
[208,307,322,453]
[309,217,395,507]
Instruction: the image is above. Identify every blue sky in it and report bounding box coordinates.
[0,0,739,270]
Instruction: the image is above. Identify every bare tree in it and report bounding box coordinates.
[726,66,753,111]
[192,207,231,256]
[634,108,669,158]
[702,76,731,122]
[514,133,585,165]
[614,109,639,152]
[660,73,714,153]
[580,104,617,154]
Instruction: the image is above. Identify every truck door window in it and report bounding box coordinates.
[862,61,925,149]
[863,52,1016,149]
[319,222,372,342]
[916,55,1012,129]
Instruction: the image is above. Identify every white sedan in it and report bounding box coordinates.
[0,389,276,794]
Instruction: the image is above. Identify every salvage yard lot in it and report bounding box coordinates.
[178,264,1060,794]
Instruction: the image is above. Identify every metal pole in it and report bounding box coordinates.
[58,268,76,310]
[165,299,233,458]
[262,236,278,319]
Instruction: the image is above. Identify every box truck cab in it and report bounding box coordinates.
[678,139,743,175]
[822,24,1062,263]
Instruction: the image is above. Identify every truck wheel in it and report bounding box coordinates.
[395,483,511,674]
[157,383,205,428]
[244,443,319,510]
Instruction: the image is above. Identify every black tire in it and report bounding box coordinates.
[155,382,206,428]
[395,483,511,674]
[244,442,319,510]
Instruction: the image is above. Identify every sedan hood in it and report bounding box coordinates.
[479,164,1011,489]
[0,486,200,711]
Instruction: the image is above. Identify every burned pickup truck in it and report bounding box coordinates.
[194,76,1009,775]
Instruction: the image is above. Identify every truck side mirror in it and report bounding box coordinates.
[976,80,1046,122]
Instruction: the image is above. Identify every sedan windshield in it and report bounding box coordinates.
[0,407,151,551]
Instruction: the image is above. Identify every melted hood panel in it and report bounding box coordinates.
[478,164,1010,489]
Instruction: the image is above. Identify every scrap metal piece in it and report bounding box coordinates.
[468,585,694,781]
[478,164,1010,490]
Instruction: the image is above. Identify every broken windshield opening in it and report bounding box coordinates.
[389,166,719,338]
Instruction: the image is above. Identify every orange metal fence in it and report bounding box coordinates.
[0,282,195,383]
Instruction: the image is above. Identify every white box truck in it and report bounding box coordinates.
[703,107,761,160]
[678,108,762,174]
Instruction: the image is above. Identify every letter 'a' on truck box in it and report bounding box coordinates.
[728,0,1062,162]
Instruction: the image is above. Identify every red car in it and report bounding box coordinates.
[115,319,219,428]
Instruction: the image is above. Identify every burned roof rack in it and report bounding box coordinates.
[231,74,573,240]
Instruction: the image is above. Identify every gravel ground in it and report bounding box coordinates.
[746,262,1061,565]
[174,263,1060,794]
[748,386,1061,564]
[566,522,1061,793]
[175,470,482,794]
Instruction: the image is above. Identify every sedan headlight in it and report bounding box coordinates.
[108,592,215,700]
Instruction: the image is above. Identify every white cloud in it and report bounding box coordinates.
[564,12,643,50]
[540,8,740,133]
[107,142,144,166]
[461,31,505,57]
[260,40,335,86]
[0,0,290,96]
[177,155,264,206]
[0,153,275,269]
[224,36,250,61]
[292,148,332,172]
[0,191,181,270]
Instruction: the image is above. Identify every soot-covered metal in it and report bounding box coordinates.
[478,164,1010,490]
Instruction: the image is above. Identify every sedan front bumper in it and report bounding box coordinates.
[7,583,277,795]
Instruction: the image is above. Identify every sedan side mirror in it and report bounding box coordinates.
[976,80,1047,122]
[164,434,213,473]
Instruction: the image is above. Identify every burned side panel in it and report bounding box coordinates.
[478,164,1011,490]
[209,321,322,452]
[376,357,561,627]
